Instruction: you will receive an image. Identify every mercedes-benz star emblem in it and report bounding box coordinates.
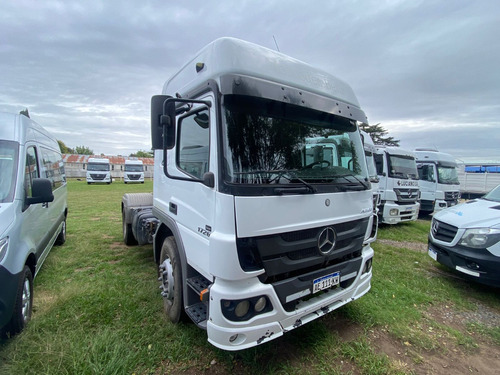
[318,227,336,255]
[432,221,439,235]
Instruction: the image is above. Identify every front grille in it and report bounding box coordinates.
[237,218,368,283]
[445,191,460,201]
[128,174,141,180]
[91,173,106,180]
[394,188,419,204]
[431,219,458,243]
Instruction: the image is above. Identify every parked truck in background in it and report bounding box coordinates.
[415,148,460,214]
[124,159,144,184]
[360,131,380,241]
[121,37,376,350]
[374,146,420,224]
[86,157,111,184]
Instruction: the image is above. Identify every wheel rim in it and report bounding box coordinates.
[159,258,175,305]
[21,277,31,323]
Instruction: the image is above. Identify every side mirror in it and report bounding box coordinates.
[151,95,172,150]
[202,172,215,188]
[26,178,54,206]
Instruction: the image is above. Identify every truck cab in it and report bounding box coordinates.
[124,159,144,184]
[415,148,460,213]
[123,37,376,350]
[374,146,420,224]
[86,157,111,184]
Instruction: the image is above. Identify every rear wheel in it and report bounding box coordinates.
[55,219,66,246]
[6,266,33,335]
[122,209,137,246]
[158,237,183,323]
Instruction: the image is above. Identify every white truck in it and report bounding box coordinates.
[415,148,460,213]
[374,146,420,224]
[360,131,380,241]
[121,37,376,350]
[86,157,111,184]
[124,159,144,184]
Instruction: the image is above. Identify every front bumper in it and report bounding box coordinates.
[428,237,500,287]
[379,202,419,224]
[206,246,373,350]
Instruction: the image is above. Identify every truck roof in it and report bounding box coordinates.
[88,157,109,164]
[376,146,416,158]
[125,159,143,165]
[414,149,457,165]
[163,37,361,108]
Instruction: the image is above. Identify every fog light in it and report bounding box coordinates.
[254,296,267,312]
[363,258,373,274]
[234,300,250,317]
[389,209,398,216]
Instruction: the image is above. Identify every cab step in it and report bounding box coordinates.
[186,302,207,325]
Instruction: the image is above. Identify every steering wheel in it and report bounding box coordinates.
[305,160,331,168]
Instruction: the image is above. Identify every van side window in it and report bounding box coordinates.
[25,146,39,197]
[177,108,210,179]
[40,147,66,190]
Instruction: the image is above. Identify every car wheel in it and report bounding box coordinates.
[7,266,33,335]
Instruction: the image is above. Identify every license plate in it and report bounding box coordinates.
[428,247,437,261]
[313,272,340,293]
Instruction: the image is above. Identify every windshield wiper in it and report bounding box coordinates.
[274,170,316,195]
[333,174,370,191]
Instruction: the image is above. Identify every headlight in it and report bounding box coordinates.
[459,228,500,249]
[0,237,9,263]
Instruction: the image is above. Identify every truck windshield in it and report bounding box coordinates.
[437,165,459,184]
[125,164,143,172]
[387,154,418,179]
[222,95,368,187]
[0,140,19,203]
[87,163,109,171]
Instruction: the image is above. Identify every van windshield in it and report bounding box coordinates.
[0,140,19,203]
[125,164,143,172]
[87,163,109,171]
[222,95,368,189]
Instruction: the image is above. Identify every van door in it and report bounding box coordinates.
[21,146,48,264]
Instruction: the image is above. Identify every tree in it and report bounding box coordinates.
[19,108,30,118]
[58,140,75,154]
[359,123,399,146]
[130,150,153,158]
[75,145,94,155]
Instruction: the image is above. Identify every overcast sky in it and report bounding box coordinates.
[1,0,499,162]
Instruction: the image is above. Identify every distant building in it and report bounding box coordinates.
[62,154,154,180]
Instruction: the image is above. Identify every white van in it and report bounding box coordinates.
[86,157,111,184]
[0,112,68,336]
[124,159,144,183]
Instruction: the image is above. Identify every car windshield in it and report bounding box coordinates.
[482,185,500,203]
[437,165,459,184]
[0,140,19,203]
[125,165,143,172]
[387,154,418,179]
[222,95,368,187]
[87,163,109,171]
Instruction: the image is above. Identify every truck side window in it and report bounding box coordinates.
[25,146,39,197]
[374,153,384,175]
[177,108,210,179]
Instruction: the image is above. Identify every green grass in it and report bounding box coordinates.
[1,181,499,374]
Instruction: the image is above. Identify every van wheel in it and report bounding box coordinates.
[7,266,33,335]
[122,210,137,246]
[158,237,183,323]
[55,219,66,246]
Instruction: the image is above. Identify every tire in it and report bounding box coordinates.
[122,209,137,246]
[7,266,33,335]
[158,237,183,323]
[54,219,66,246]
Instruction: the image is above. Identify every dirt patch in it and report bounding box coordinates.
[377,239,427,253]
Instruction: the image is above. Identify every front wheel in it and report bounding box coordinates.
[55,219,66,246]
[7,266,33,335]
[158,237,183,323]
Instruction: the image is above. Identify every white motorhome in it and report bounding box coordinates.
[124,159,144,184]
[86,157,111,184]
[415,148,460,213]
[122,38,375,350]
[374,146,420,224]
[0,112,67,336]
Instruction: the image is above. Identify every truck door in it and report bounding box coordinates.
[417,163,437,203]
[168,97,216,279]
